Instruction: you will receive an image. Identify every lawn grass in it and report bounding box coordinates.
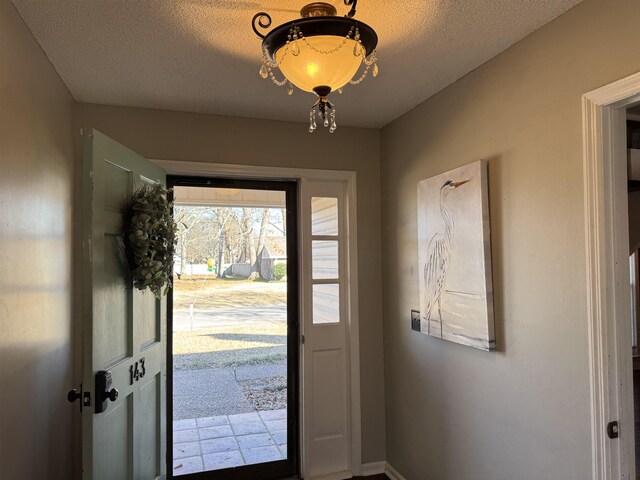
[173,322,287,371]
[172,275,288,371]
[173,275,286,310]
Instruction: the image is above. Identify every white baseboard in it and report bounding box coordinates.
[306,462,405,479]
[385,462,408,480]
[307,471,352,480]
[360,461,386,476]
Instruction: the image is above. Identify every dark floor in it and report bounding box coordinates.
[353,475,388,480]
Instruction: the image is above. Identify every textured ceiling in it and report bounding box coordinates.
[12,0,583,128]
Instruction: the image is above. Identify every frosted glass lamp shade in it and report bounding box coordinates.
[275,36,363,93]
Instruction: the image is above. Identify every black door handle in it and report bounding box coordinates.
[95,370,117,414]
[67,388,81,403]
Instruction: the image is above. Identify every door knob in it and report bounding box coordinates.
[106,388,119,402]
[67,388,81,403]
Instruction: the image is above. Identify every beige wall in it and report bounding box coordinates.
[0,1,75,478]
[74,103,386,463]
[10,0,638,475]
[380,0,640,478]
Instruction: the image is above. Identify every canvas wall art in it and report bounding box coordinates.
[417,160,495,351]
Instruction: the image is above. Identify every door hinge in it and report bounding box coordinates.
[607,420,619,439]
[301,334,305,345]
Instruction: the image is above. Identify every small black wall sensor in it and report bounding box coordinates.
[411,310,421,332]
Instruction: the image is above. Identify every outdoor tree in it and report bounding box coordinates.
[215,208,228,277]
[174,207,208,276]
[253,208,270,274]
[242,208,257,267]
[175,206,235,276]
[175,205,285,280]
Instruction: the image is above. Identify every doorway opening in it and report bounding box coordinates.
[627,106,640,478]
[167,177,299,479]
[583,72,640,480]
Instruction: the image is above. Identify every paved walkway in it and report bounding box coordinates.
[173,409,287,476]
[173,364,286,419]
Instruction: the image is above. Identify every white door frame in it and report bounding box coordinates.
[583,71,640,480]
[151,159,363,477]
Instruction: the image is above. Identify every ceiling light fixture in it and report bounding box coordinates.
[252,1,379,133]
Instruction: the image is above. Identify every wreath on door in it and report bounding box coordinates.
[123,183,177,297]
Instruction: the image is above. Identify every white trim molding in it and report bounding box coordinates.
[384,463,408,480]
[360,461,386,476]
[583,71,640,480]
[151,159,362,480]
[305,471,352,480]
[152,159,356,182]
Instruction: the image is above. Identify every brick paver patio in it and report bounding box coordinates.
[172,409,287,475]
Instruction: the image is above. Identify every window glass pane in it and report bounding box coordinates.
[312,284,340,324]
[312,241,339,279]
[312,197,338,236]
[171,188,290,473]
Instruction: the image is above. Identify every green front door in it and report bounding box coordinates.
[81,129,167,479]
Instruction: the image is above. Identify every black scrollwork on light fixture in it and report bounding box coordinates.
[252,12,272,39]
[344,0,358,18]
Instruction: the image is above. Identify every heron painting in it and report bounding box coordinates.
[417,160,495,351]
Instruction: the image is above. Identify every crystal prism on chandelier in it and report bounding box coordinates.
[252,1,379,133]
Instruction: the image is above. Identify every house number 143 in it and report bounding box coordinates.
[129,357,146,385]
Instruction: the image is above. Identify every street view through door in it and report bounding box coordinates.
[168,178,298,479]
